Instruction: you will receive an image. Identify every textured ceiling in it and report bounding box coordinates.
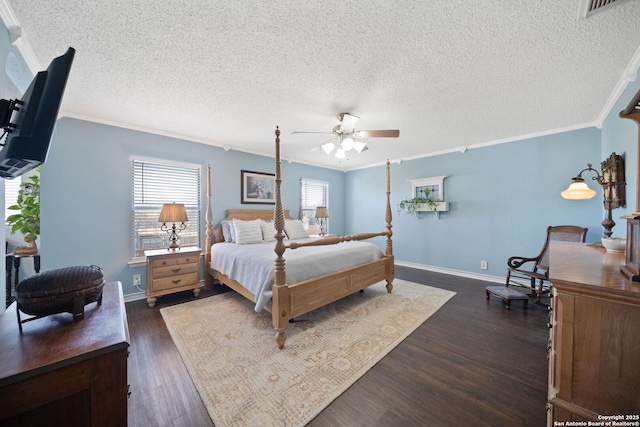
[4,0,640,170]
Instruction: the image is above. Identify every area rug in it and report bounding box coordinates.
[160,279,455,427]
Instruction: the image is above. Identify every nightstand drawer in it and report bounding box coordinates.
[152,272,199,292]
[153,263,198,279]
[150,254,198,268]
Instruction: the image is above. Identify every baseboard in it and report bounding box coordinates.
[124,291,147,303]
[122,266,503,304]
[123,280,207,304]
[394,260,505,284]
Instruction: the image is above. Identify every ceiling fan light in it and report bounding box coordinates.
[341,137,355,151]
[353,141,367,153]
[335,148,346,159]
[321,142,335,155]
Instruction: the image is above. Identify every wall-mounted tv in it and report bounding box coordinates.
[0,47,75,179]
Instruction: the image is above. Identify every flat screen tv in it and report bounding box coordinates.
[0,47,75,179]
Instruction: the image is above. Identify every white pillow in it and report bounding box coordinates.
[233,219,263,244]
[284,219,309,240]
[260,220,278,242]
[220,220,235,243]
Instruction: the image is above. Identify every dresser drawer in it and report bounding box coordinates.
[152,272,199,292]
[153,263,198,279]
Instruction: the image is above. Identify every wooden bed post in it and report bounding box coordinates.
[385,159,394,293]
[204,164,214,288]
[272,127,289,349]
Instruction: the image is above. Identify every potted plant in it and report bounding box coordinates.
[398,196,439,215]
[6,170,40,255]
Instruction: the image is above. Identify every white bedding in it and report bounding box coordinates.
[209,237,384,312]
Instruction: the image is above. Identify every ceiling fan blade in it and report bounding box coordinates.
[339,113,359,133]
[356,129,400,138]
[292,131,334,135]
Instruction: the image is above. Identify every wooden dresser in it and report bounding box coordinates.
[0,281,130,426]
[145,247,201,307]
[548,242,640,425]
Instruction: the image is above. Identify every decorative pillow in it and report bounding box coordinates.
[221,220,235,243]
[260,220,277,242]
[233,219,263,244]
[284,219,309,240]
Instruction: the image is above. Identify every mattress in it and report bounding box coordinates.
[209,237,384,311]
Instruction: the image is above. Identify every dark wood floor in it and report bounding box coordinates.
[126,266,549,426]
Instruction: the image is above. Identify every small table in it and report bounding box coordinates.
[5,253,41,308]
[485,286,529,310]
[145,247,201,307]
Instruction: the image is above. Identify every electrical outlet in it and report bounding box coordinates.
[133,274,142,286]
[480,261,488,270]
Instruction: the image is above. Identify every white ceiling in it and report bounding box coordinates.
[3,0,640,171]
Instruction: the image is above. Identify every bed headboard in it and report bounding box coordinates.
[211,209,293,244]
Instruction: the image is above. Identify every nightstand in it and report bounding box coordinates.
[144,247,201,307]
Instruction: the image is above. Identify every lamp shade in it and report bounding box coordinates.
[321,142,335,155]
[315,206,329,219]
[159,203,189,223]
[560,179,596,200]
[353,141,367,153]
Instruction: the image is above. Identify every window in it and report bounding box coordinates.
[300,178,328,235]
[132,160,201,258]
[4,178,21,222]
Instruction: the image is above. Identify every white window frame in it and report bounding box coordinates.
[131,158,202,263]
[300,178,329,235]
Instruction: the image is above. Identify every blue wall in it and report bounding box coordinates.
[346,127,603,278]
[40,118,345,294]
[2,8,638,295]
[38,73,640,294]
[602,76,640,218]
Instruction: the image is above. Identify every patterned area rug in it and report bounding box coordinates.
[160,279,455,426]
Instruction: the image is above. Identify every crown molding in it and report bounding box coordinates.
[0,0,40,74]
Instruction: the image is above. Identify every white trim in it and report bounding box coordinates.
[345,121,598,172]
[394,260,505,284]
[129,155,204,172]
[0,0,40,73]
[595,45,640,127]
[124,291,146,303]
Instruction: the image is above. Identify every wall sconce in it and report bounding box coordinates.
[560,152,626,238]
[315,206,329,236]
[159,202,189,249]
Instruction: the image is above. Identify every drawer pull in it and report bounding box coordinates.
[172,279,182,284]
[162,261,167,266]
[171,268,182,273]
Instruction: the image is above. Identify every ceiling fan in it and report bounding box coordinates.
[292,113,400,159]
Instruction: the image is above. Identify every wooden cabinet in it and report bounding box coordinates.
[145,247,201,307]
[548,242,640,425]
[0,281,130,426]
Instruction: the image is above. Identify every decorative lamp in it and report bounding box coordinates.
[560,177,597,200]
[159,202,188,249]
[315,206,329,236]
[560,153,625,238]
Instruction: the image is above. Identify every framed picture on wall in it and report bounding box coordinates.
[241,170,276,204]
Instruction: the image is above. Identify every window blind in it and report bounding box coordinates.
[131,160,201,257]
[4,178,21,222]
[300,179,328,233]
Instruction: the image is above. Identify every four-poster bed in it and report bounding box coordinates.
[203,127,395,348]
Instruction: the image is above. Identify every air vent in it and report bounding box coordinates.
[578,0,632,19]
